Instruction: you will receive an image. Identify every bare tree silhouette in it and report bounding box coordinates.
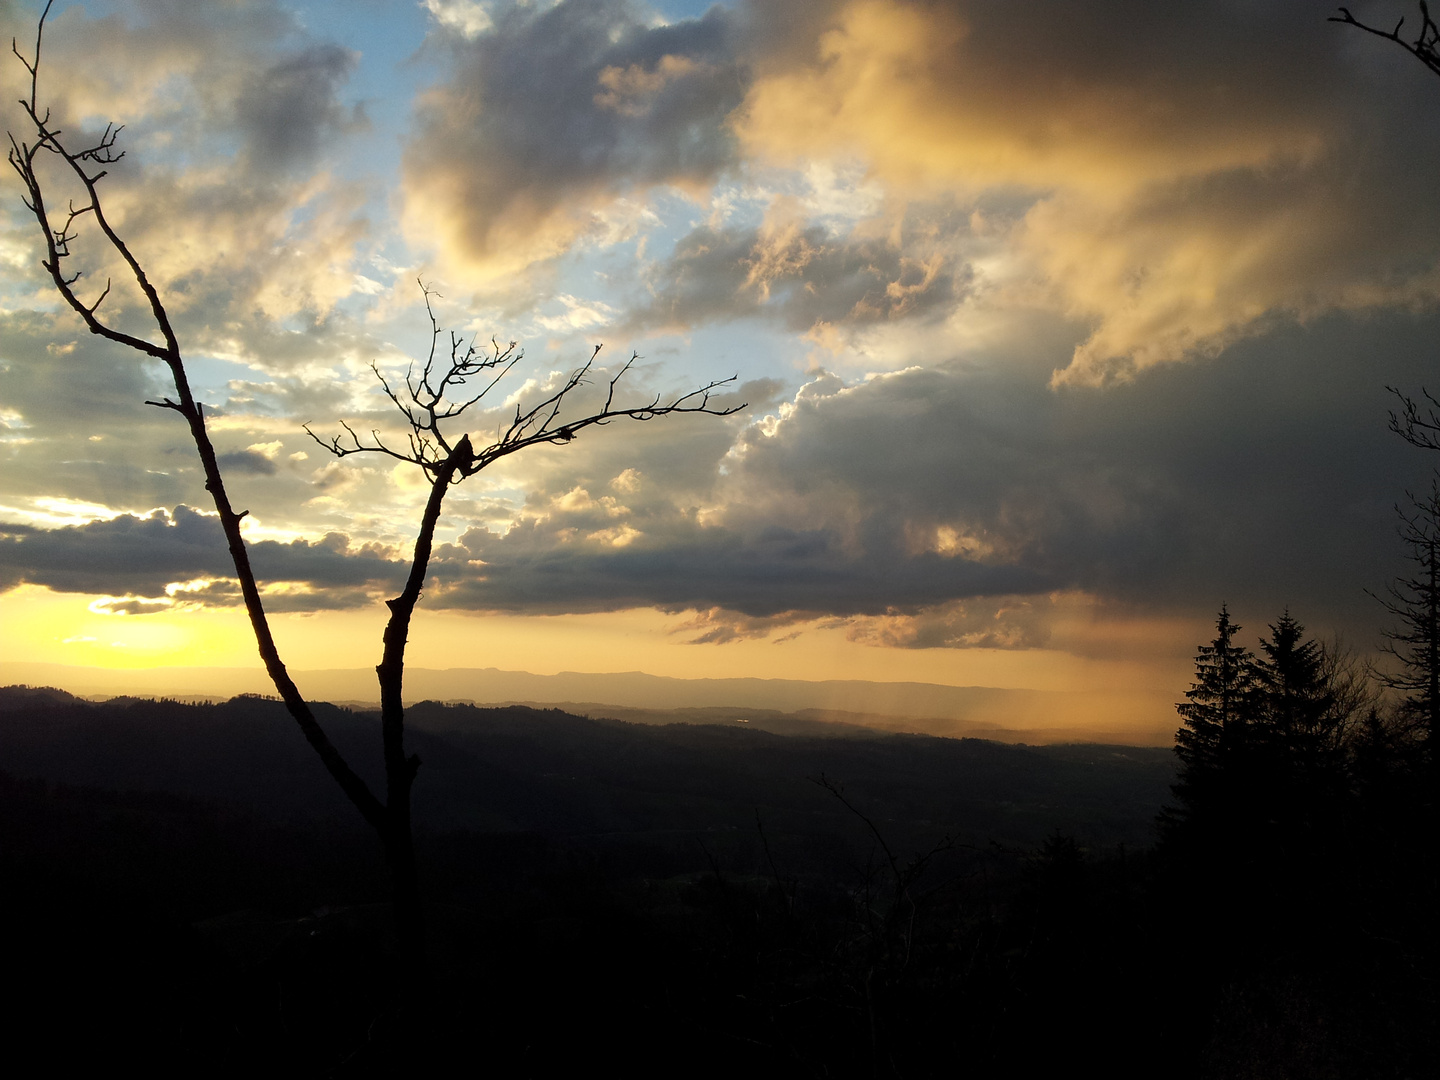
[810,773,956,1077]
[1372,483,1440,770]
[7,1,742,971]
[1332,1,1440,789]
[1385,385,1440,451]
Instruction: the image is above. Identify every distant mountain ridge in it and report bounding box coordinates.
[0,687,1176,852]
[0,662,1175,745]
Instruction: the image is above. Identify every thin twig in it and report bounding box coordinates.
[1333,3,1440,77]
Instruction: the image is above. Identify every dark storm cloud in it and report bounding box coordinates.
[0,508,232,595]
[390,307,1440,643]
[216,450,278,475]
[405,0,748,276]
[235,44,365,173]
[0,506,405,603]
[5,312,1434,636]
[714,324,1435,628]
[625,222,964,333]
[427,515,1044,617]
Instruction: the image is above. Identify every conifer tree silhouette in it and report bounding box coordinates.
[1169,606,1256,841]
[1252,614,1349,859]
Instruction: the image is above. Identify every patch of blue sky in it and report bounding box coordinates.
[505,185,808,393]
[285,0,433,176]
[625,318,806,391]
[37,1,120,22]
[644,0,734,24]
[534,283,802,394]
[182,351,282,413]
[545,181,754,294]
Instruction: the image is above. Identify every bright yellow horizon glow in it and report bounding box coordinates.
[1,582,1194,692]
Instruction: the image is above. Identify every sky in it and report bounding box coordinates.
[4,0,1440,737]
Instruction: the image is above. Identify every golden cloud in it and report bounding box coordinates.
[595,55,715,117]
[734,2,1315,194]
[400,3,746,293]
[733,0,1440,384]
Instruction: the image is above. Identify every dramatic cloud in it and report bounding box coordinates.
[626,216,964,334]
[404,0,748,286]
[0,0,378,368]
[234,43,365,175]
[732,0,1440,382]
[6,0,1440,680]
[402,310,1438,642]
[392,0,1440,379]
[0,505,405,606]
[845,595,1056,651]
[8,302,1431,645]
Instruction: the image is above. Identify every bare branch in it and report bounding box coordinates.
[1333,3,1440,79]
[309,284,744,486]
[14,1,53,107]
[9,4,387,836]
[812,773,906,895]
[84,277,112,315]
[471,367,741,475]
[1389,385,1440,450]
[7,9,169,361]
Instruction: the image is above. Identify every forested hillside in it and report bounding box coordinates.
[2,676,1432,1076]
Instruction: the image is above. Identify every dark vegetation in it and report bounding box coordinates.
[1159,606,1436,1080]
[2,671,1433,1077]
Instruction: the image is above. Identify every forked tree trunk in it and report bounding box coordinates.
[10,0,737,998]
[372,436,473,970]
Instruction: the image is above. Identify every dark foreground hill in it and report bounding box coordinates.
[1,687,1429,1077]
[0,687,1172,859]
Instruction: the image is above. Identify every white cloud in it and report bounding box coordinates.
[535,294,619,334]
[421,0,495,40]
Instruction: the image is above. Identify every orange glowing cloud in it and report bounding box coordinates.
[732,0,1440,384]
